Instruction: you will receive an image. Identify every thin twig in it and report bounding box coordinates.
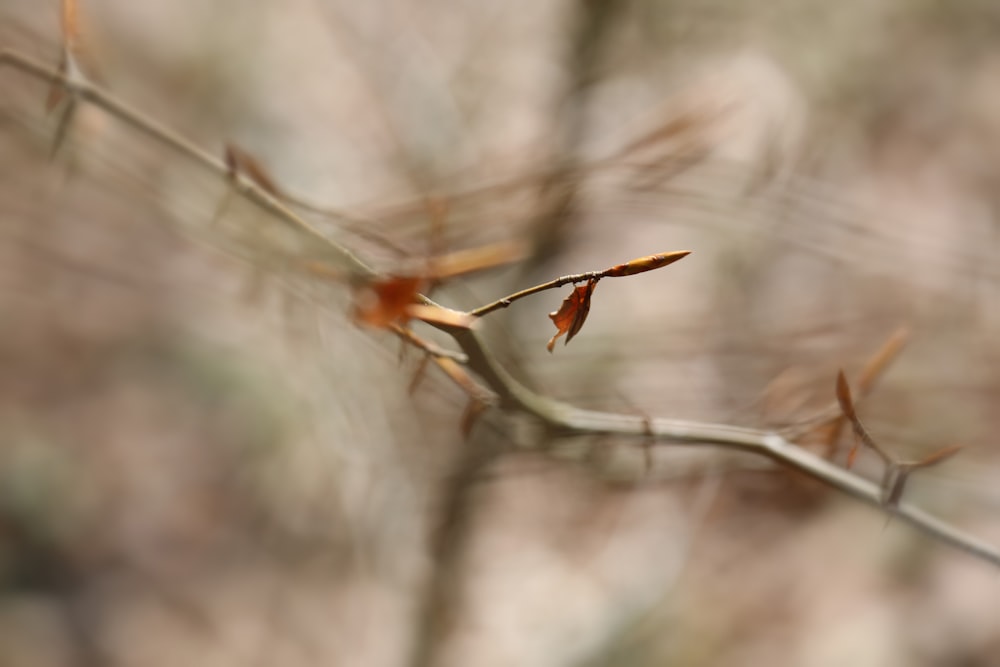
[471,251,689,318]
[428,320,1000,568]
[470,268,607,317]
[390,324,467,363]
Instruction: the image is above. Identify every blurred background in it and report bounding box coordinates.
[1,1,1000,665]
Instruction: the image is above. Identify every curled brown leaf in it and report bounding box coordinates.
[547,279,598,352]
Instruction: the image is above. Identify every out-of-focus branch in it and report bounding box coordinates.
[427,321,1000,567]
[3,47,998,569]
[0,49,373,283]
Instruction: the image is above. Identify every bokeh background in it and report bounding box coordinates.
[1,1,1000,665]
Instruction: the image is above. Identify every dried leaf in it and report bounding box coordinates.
[823,326,910,457]
[858,327,910,395]
[225,144,283,198]
[353,276,423,328]
[911,444,963,469]
[547,279,598,352]
[405,304,475,330]
[604,250,690,277]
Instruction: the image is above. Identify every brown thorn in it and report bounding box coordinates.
[49,96,77,159]
[835,371,893,465]
[823,327,910,458]
[881,465,909,509]
[641,416,655,474]
[609,390,656,474]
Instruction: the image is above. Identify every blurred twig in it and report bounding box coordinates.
[0,49,372,281]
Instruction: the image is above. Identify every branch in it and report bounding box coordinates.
[0,49,374,283]
[389,324,467,363]
[427,321,1000,567]
[4,47,998,568]
[470,250,690,317]
[469,269,608,317]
